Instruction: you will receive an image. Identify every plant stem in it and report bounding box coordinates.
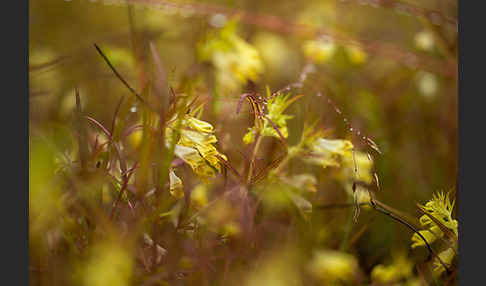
[271,154,291,175]
[339,196,355,251]
[247,134,263,184]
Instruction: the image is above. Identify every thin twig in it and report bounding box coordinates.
[94,43,151,107]
[315,199,451,274]
[371,201,451,274]
[111,95,126,135]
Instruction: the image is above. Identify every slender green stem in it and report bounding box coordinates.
[339,196,355,251]
[247,135,263,184]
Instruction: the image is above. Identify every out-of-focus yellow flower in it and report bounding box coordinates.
[353,185,372,206]
[198,20,263,92]
[345,45,368,65]
[416,71,438,99]
[406,278,424,286]
[30,138,64,232]
[286,174,317,193]
[78,239,133,286]
[338,151,374,184]
[336,150,374,207]
[253,32,298,79]
[414,30,435,51]
[243,93,302,144]
[433,247,455,276]
[245,248,301,286]
[303,39,336,63]
[200,198,244,237]
[222,221,241,238]
[411,191,458,248]
[371,252,414,283]
[308,249,359,284]
[190,183,208,209]
[169,169,184,198]
[167,114,226,181]
[127,128,143,148]
[302,138,354,168]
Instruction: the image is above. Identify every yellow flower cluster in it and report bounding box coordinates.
[302,138,354,168]
[411,191,458,275]
[411,192,458,248]
[287,122,355,171]
[78,238,133,286]
[303,39,368,65]
[338,151,373,185]
[167,115,227,182]
[243,92,300,144]
[336,151,374,207]
[308,249,359,284]
[371,252,414,283]
[303,39,336,63]
[198,20,264,92]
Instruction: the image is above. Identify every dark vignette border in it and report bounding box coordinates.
[458,0,482,285]
[2,0,28,284]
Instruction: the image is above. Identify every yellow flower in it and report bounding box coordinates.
[185,116,215,133]
[414,30,435,51]
[345,45,367,64]
[338,151,374,184]
[169,169,184,198]
[127,128,143,148]
[286,174,317,193]
[411,191,458,248]
[167,115,227,181]
[303,39,336,63]
[190,184,209,209]
[222,221,241,238]
[243,92,301,144]
[78,238,133,286]
[302,138,354,168]
[198,20,263,92]
[433,247,455,276]
[308,250,359,284]
[173,145,217,182]
[420,196,458,234]
[411,225,442,248]
[411,191,458,275]
[353,185,372,206]
[416,71,438,98]
[371,252,414,283]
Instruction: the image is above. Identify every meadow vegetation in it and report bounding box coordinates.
[30,0,458,285]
